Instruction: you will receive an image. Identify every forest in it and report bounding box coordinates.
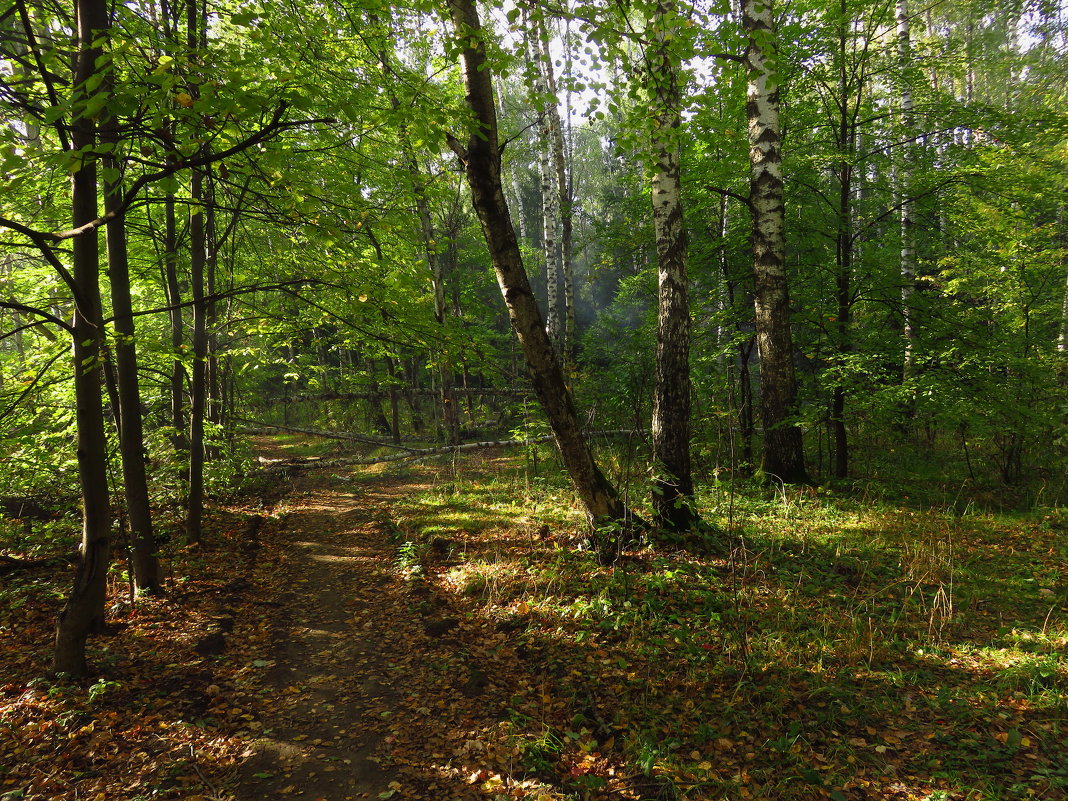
[0,0,1066,798]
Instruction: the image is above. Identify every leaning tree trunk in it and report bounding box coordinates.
[647,0,697,532]
[54,0,113,677]
[444,0,632,538]
[742,0,809,484]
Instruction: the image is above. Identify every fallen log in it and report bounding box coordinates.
[236,420,422,454]
[0,552,79,575]
[256,430,641,471]
[0,496,66,521]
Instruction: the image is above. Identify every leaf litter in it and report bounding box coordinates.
[2,446,1067,800]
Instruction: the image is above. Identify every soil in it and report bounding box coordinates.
[228,443,536,801]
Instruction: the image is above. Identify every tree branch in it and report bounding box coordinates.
[704,185,754,211]
[0,301,73,334]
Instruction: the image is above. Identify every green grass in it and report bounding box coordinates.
[379,450,1068,800]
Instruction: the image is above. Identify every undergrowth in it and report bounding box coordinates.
[384,448,1068,800]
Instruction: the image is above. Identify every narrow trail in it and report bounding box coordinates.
[234,470,404,800]
[228,458,537,801]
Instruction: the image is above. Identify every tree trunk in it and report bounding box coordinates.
[533,28,561,353]
[647,0,696,532]
[204,183,220,462]
[163,183,187,452]
[897,0,918,379]
[104,146,161,593]
[444,0,632,539]
[376,28,461,446]
[743,0,809,484]
[831,10,855,480]
[385,356,401,444]
[53,0,112,677]
[185,0,207,545]
[1059,254,1068,354]
[186,167,207,545]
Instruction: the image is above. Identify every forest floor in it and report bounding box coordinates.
[1,436,1067,801]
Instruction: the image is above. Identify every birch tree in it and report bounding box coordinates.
[646,0,698,530]
[742,0,808,483]
[444,0,634,547]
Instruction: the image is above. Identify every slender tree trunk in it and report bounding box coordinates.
[404,356,425,434]
[831,12,855,480]
[897,0,918,379]
[535,49,561,351]
[204,181,220,461]
[186,166,206,545]
[185,0,207,545]
[385,356,401,444]
[375,28,461,446]
[54,0,112,677]
[103,145,161,593]
[445,0,632,539]
[555,23,577,370]
[535,18,573,360]
[365,359,394,436]
[163,184,186,452]
[721,253,756,469]
[647,0,696,531]
[1059,253,1068,354]
[743,0,809,484]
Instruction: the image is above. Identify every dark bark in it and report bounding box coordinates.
[185,0,207,545]
[445,0,633,540]
[186,167,206,546]
[163,184,187,452]
[53,0,112,677]
[385,356,401,444]
[104,144,162,592]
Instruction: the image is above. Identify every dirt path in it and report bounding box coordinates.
[228,462,535,801]
[234,470,403,800]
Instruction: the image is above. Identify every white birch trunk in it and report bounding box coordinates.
[743,0,808,483]
[537,17,576,368]
[648,0,696,531]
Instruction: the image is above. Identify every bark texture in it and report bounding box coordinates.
[445,0,631,539]
[647,0,696,531]
[743,0,809,484]
[532,24,561,352]
[53,0,112,677]
[104,148,161,593]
